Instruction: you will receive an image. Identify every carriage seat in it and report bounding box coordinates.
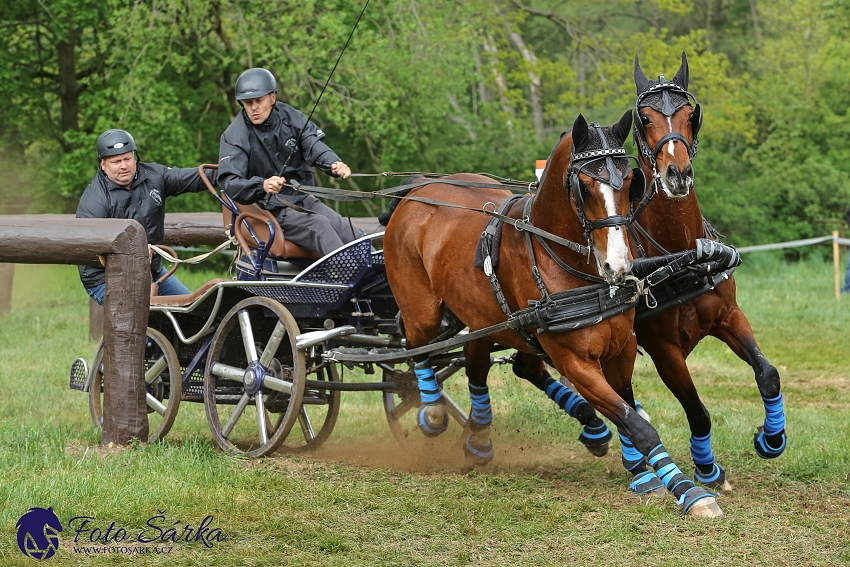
[149,278,227,307]
[222,201,321,261]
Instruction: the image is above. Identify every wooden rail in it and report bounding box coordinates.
[0,216,151,445]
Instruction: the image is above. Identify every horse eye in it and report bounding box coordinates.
[640,114,650,126]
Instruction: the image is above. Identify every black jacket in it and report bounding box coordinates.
[75,162,218,289]
[218,102,340,208]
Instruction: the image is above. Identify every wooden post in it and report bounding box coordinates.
[89,299,104,341]
[0,263,13,315]
[834,230,840,300]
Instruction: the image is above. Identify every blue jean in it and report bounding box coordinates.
[85,267,191,306]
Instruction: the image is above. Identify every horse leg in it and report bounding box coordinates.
[641,339,731,491]
[563,351,722,517]
[512,352,612,457]
[398,297,450,437]
[462,339,495,466]
[711,306,786,459]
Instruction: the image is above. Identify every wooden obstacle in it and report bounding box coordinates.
[0,216,151,445]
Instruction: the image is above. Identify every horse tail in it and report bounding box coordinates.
[378,175,424,226]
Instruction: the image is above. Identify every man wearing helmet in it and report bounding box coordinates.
[76,129,219,305]
[218,67,362,256]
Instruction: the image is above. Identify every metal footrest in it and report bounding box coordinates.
[69,358,89,392]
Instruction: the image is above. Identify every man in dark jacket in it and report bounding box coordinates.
[76,129,218,305]
[218,67,362,256]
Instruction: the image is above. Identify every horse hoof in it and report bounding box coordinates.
[680,487,723,517]
[686,498,724,518]
[585,443,610,457]
[579,421,612,457]
[463,436,494,466]
[417,405,448,437]
[754,428,787,459]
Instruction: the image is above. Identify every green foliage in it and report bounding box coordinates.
[0,0,848,245]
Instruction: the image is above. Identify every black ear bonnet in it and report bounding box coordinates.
[633,54,702,162]
[568,122,642,208]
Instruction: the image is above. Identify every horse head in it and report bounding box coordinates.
[565,110,640,282]
[633,52,701,199]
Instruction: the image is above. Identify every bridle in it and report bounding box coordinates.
[632,77,702,171]
[566,121,643,246]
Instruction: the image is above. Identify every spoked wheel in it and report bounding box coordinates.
[204,296,306,458]
[281,361,342,452]
[89,328,181,443]
[381,353,469,446]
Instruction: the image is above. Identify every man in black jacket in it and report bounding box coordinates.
[76,129,218,305]
[218,67,362,256]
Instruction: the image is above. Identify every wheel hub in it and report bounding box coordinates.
[243,361,266,396]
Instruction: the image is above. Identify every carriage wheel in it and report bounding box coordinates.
[280,362,342,452]
[88,328,181,443]
[381,357,469,446]
[203,296,306,458]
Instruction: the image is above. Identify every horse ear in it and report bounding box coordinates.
[611,109,632,146]
[572,114,589,152]
[672,51,689,90]
[634,55,650,95]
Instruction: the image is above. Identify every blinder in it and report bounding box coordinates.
[629,167,646,202]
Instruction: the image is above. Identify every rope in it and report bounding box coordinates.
[149,236,235,265]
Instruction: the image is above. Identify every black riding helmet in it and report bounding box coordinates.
[235,68,278,101]
[96,129,137,159]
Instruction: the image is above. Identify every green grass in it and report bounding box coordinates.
[1,256,849,566]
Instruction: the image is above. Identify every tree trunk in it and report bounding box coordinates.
[482,39,513,117]
[56,26,81,151]
[749,0,762,47]
[507,28,545,142]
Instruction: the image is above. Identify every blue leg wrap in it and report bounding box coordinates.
[629,470,665,495]
[762,394,786,435]
[579,421,612,453]
[468,384,492,432]
[648,445,695,496]
[619,433,646,472]
[693,463,727,488]
[754,394,787,459]
[414,359,442,404]
[543,377,587,418]
[648,445,717,514]
[415,359,447,437]
[621,435,663,493]
[690,432,715,467]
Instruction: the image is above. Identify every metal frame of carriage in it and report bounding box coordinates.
[68,165,740,458]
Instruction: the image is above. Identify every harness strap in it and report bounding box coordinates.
[653,132,692,157]
[479,195,547,355]
[632,220,672,256]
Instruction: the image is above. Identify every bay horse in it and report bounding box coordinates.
[384,111,722,516]
[625,53,786,490]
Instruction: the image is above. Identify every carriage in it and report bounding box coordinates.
[68,165,479,458]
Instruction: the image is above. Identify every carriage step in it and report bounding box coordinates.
[69,358,88,392]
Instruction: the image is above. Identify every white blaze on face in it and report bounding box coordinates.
[597,181,630,277]
[666,116,675,157]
